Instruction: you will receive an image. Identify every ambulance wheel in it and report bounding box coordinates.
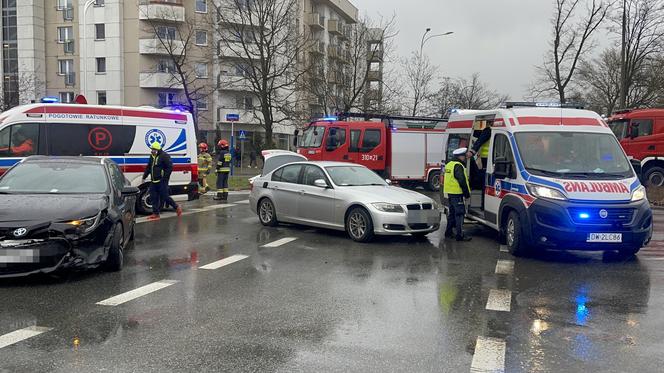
[427,170,441,191]
[137,188,152,215]
[505,211,528,256]
[645,166,664,187]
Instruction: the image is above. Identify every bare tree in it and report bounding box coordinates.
[140,4,214,135]
[430,74,509,117]
[532,0,611,103]
[0,69,45,111]
[213,0,309,148]
[577,48,622,115]
[615,0,664,108]
[402,51,439,116]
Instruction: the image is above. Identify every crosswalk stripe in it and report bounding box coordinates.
[486,289,511,312]
[499,245,509,253]
[261,237,297,248]
[495,260,514,275]
[199,254,249,270]
[0,326,52,349]
[96,280,179,306]
[471,336,506,373]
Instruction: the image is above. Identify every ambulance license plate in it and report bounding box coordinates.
[586,233,622,243]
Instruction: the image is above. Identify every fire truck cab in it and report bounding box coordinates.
[295,114,447,190]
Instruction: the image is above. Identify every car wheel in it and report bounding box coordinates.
[137,188,152,215]
[258,198,278,227]
[645,166,664,187]
[427,170,441,191]
[105,224,124,272]
[346,207,375,242]
[505,211,528,256]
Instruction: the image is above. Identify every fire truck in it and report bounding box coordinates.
[294,113,448,190]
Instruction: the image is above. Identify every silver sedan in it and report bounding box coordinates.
[249,161,441,242]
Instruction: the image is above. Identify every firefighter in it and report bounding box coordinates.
[142,142,182,220]
[444,147,472,241]
[214,139,232,201]
[197,142,212,193]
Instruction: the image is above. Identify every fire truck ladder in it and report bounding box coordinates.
[335,112,448,129]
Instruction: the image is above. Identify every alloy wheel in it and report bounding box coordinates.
[507,219,515,247]
[349,212,367,239]
[260,200,274,223]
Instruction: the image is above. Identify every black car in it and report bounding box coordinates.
[0,156,139,277]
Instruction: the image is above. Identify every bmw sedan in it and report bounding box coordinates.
[249,161,441,242]
[0,156,138,277]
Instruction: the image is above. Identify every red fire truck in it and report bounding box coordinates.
[294,113,448,190]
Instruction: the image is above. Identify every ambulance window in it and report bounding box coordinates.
[349,130,361,152]
[492,134,513,162]
[361,129,381,151]
[0,124,40,158]
[445,134,470,162]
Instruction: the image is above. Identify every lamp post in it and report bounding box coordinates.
[82,0,96,97]
[420,29,454,56]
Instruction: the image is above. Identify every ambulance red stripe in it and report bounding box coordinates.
[447,120,474,129]
[23,106,188,122]
[516,116,602,126]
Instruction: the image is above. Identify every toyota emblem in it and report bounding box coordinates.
[599,209,608,219]
[13,228,28,237]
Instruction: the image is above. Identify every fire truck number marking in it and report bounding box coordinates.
[362,154,378,161]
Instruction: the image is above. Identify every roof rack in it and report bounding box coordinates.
[336,112,447,122]
[504,102,585,109]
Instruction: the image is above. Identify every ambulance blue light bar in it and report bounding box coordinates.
[504,102,585,109]
[321,116,338,121]
[41,96,59,103]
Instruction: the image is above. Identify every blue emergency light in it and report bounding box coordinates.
[41,96,59,103]
[321,116,338,121]
[578,212,590,219]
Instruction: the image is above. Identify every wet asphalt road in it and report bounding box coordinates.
[1,192,664,372]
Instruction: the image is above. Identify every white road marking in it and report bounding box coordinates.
[495,260,514,275]
[200,254,249,270]
[0,326,52,349]
[471,336,506,373]
[485,289,512,312]
[96,280,179,306]
[262,237,297,248]
[235,200,250,204]
[499,245,509,253]
[229,190,251,195]
[640,256,664,261]
[136,204,236,224]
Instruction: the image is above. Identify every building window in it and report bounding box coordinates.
[158,92,177,107]
[197,99,208,110]
[96,57,106,73]
[56,0,73,10]
[195,0,207,13]
[97,91,107,105]
[94,0,105,6]
[59,92,75,103]
[95,24,105,40]
[58,59,73,75]
[156,26,177,40]
[195,63,208,78]
[195,30,208,46]
[158,59,177,73]
[57,26,73,43]
[236,96,253,110]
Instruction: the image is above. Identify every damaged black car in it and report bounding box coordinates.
[0,156,138,278]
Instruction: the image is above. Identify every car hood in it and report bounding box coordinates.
[341,185,434,205]
[0,194,108,227]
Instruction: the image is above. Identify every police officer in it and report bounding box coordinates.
[444,147,472,241]
[214,139,232,201]
[197,142,213,193]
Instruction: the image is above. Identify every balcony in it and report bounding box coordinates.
[310,41,325,55]
[367,70,382,81]
[139,38,185,55]
[139,1,185,23]
[306,13,325,31]
[328,20,343,36]
[367,49,384,61]
[139,72,183,89]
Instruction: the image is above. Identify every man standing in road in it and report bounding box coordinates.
[214,139,232,201]
[444,147,472,241]
[197,142,213,193]
[143,142,182,220]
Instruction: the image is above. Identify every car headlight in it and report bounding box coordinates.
[65,213,101,234]
[631,185,646,202]
[526,183,567,200]
[372,202,404,213]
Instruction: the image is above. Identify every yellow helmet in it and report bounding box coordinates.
[150,142,162,150]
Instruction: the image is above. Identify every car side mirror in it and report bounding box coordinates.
[314,179,329,188]
[122,186,140,196]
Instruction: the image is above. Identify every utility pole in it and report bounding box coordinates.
[619,0,627,109]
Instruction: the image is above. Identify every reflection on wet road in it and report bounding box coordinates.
[1,193,664,372]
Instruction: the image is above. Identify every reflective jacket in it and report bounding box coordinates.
[198,152,213,174]
[216,151,232,173]
[443,160,470,198]
[143,151,173,183]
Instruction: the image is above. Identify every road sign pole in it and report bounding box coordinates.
[230,122,235,176]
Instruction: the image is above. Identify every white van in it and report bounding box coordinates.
[0,103,198,214]
[443,103,652,255]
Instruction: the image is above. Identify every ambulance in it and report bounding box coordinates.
[444,103,652,256]
[0,102,198,214]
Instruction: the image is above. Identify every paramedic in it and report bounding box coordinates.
[444,147,472,241]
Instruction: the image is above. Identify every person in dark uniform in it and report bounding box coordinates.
[214,139,232,201]
[444,147,472,241]
[467,122,492,209]
[142,142,182,220]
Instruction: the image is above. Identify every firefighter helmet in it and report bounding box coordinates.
[217,139,229,148]
[198,142,208,151]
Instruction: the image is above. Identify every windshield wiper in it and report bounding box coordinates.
[526,168,562,177]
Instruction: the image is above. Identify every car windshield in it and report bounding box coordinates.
[299,126,324,148]
[608,120,628,140]
[0,162,109,194]
[326,166,386,186]
[514,132,633,180]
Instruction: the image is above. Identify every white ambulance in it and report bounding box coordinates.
[0,103,199,214]
[443,103,652,255]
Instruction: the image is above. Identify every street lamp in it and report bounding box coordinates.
[420,28,454,56]
[82,0,96,97]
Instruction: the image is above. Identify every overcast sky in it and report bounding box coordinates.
[355,0,567,100]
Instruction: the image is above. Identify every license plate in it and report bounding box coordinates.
[407,211,425,223]
[0,248,38,263]
[586,233,622,243]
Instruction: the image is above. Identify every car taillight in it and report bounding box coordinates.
[191,164,198,183]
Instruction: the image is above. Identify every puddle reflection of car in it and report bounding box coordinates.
[250,161,441,242]
[0,156,139,278]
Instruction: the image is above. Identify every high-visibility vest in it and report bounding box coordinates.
[443,160,470,195]
[479,141,490,158]
[198,153,212,172]
[216,151,232,173]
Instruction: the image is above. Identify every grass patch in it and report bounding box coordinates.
[203,173,251,191]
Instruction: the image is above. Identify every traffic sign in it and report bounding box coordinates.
[239,130,247,140]
[226,113,240,122]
